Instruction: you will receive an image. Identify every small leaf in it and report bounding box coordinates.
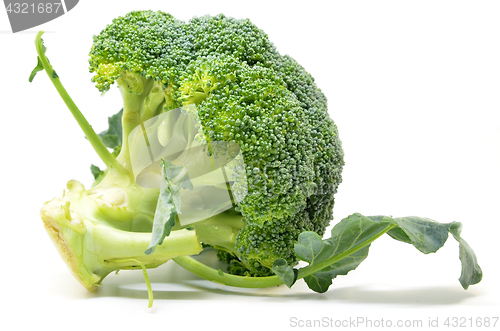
[145,159,193,254]
[29,56,44,82]
[272,259,298,288]
[90,164,104,180]
[90,164,106,187]
[145,178,177,253]
[449,223,483,289]
[97,109,123,149]
[162,158,194,191]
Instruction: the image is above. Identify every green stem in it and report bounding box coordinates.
[115,76,164,173]
[173,255,283,288]
[112,259,154,308]
[115,90,143,172]
[192,211,244,256]
[34,31,125,174]
[173,223,396,288]
[139,260,154,308]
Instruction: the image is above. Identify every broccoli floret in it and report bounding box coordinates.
[89,10,191,93]
[185,14,279,66]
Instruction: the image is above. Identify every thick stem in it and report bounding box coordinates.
[34,31,125,174]
[192,210,244,255]
[94,226,202,269]
[116,89,143,172]
[116,77,166,173]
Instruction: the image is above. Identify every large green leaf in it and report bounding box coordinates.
[294,213,394,293]
[285,213,482,293]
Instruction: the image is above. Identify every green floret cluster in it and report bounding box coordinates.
[85,10,344,276]
[185,14,279,66]
[89,11,191,94]
[180,55,315,223]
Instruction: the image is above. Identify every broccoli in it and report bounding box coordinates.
[86,11,344,276]
[31,10,482,306]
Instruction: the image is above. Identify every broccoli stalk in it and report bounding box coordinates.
[191,209,245,256]
[32,31,203,299]
[115,75,170,172]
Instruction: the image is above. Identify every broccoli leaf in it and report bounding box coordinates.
[145,159,193,254]
[295,213,394,293]
[272,259,298,288]
[385,216,451,253]
[449,222,483,289]
[29,56,44,82]
[97,108,123,149]
[296,213,482,293]
[90,164,104,180]
[372,216,481,289]
[304,247,370,293]
[294,231,334,264]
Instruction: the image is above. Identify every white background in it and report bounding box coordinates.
[1,1,499,330]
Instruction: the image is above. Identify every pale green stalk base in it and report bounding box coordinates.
[41,180,203,291]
